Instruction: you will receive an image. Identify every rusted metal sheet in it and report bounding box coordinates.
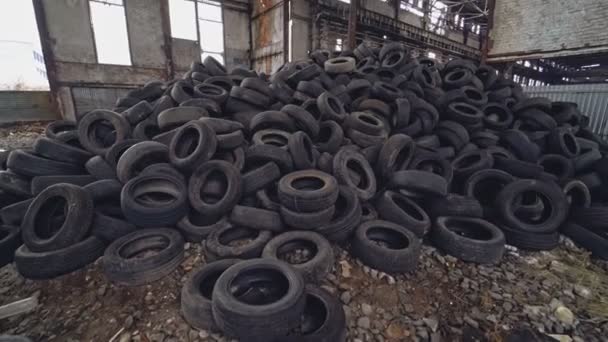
[0,91,59,123]
[251,0,285,74]
[252,0,283,17]
[525,84,608,138]
[71,87,131,118]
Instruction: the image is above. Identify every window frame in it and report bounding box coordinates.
[197,0,225,61]
[88,0,133,66]
[169,0,226,64]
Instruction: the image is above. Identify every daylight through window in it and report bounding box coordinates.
[199,0,224,64]
[89,0,131,65]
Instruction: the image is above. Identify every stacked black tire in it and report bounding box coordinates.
[13,183,107,279]
[181,258,345,341]
[1,41,608,338]
[0,121,109,277]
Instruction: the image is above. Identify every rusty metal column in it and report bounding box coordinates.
[284,0,290,63]
[159,0,175,80]
[248,1,254,69]
[311,0,318,51]
[347,0,359,50]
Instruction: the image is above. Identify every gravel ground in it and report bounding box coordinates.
[0,121,47,150]
[1,122,607,342]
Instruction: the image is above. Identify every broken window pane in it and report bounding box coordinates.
[169,0,197,40]
[89,0,131,65]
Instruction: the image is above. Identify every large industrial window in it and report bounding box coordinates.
[0,0,49,90]
[169,0,225,64]
[471,24,481,35]
[335,38,343,52]
[430,2,447,35]
[199,0,224,64]
[169,0,197,40]
[453,14,463,29]
[89,0,132,65]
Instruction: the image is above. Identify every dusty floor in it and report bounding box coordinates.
[1,122,607,342]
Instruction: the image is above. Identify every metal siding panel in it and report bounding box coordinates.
[251,2,284,74]
[0,91,59,123]
[72,87,131,118]
[524,84,608,138]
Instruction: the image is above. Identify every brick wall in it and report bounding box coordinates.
[489,0,608,58]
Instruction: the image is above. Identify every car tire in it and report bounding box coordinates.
[181,259,241,331]
[432,216,505,264]
[351,220,421,273]
[15,236,105,279]
[376,190,431,237]
[205,225,272,261]
[211,258,306,340]
[103,228,184,285]
[262,231,334,283]
[21,184,94,252]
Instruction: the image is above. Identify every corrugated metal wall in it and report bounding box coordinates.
[525,84,608,138]
[0,91,59,123]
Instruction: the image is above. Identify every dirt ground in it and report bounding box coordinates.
[1,122,607,342]
[0,121,47,150]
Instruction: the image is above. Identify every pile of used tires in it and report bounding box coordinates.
[0,41,607,339]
